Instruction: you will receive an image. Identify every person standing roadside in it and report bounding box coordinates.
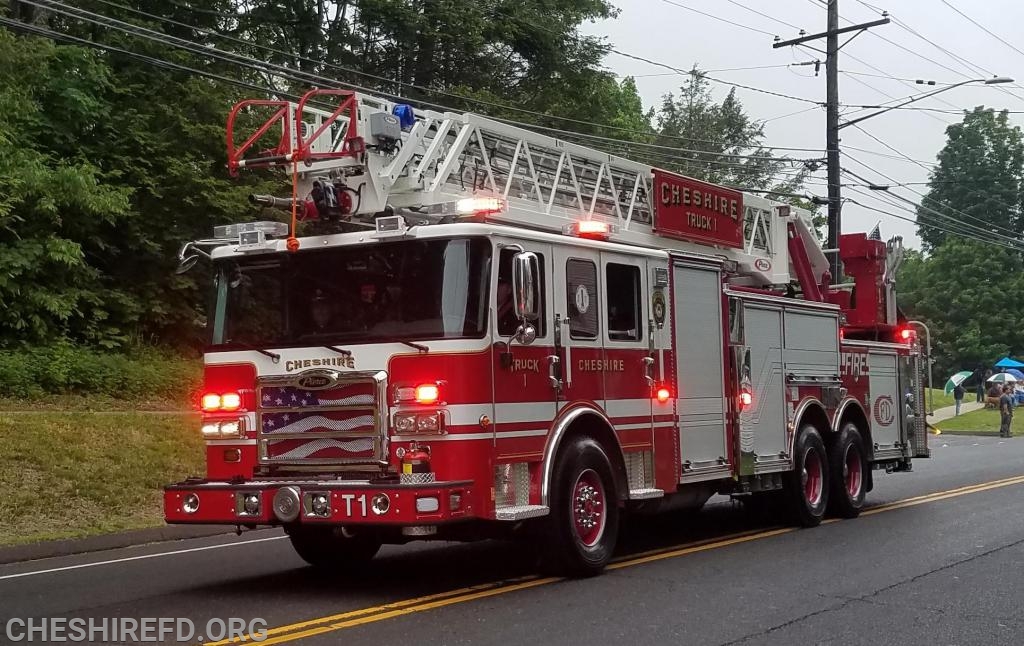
[1000,385,1014,438]
[953,383,965,416]
[975,366,986,403]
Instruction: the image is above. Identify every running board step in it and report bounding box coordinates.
[629,488,665,500]
[494,505,549,521]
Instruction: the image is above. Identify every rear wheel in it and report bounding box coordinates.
[287,526,381,569]
[828,423,867,518]
[542,437,620,576]
[784,425,829,527]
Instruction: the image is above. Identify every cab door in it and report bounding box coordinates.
[600,251,653,433]
[491,242,556,441]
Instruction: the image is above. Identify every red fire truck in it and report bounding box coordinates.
[166,89,928,575]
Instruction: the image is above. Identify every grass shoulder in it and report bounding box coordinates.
[0,410,203,546]
[934,407,1021,436]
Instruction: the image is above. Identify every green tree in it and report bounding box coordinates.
[897,240,1024,377]
[917,107,1024,250]
[652,70,807,192]
[0,22,278,348]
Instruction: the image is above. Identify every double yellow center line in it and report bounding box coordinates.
[209,473,1024,645]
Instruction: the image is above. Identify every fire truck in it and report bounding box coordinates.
[166,88,929,575]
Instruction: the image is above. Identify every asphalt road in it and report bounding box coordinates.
[2,434,1024,645]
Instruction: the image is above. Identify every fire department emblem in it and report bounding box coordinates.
[652,290,666,326]
[574,284,591,314]
[873,395,895,427]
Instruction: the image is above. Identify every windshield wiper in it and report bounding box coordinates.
[398,340,429,353]
[208,345,281,363]
[324,345,352,357]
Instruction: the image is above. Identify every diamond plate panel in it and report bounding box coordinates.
[494,462,530,508]
[625,451,653,490]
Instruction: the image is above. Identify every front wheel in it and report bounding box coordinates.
[287,526,381,570]
[784,425,830,527]
[828,423,867,518]
[542,437,620,576]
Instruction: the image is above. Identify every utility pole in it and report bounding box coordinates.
[774,4,889,281]
[825,0,840,282]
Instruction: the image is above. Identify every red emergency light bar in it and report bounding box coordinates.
[564,220,617,240]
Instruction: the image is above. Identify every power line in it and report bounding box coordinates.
[846,195,1023,251]
[720,0,805,31]
[842,144,938,166]
[658,0,778,37]
[842,156,1023,242]
[87,0,833,154]
[620,64,793,78]
[20,0,823,165]
[940,0,1024,62]
[2,2,821,188]
[841,70,957,85]
[844,180,1021,248]
[851,0,1024,104]
[606,49,823,105]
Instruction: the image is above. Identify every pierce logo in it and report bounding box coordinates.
[294,369,341,390]
[754,258,772,272]
[873,395,895,427]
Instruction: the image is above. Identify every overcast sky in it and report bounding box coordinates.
[581,0,1024,249]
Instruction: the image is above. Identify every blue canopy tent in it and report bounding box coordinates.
[994,357,1024,369]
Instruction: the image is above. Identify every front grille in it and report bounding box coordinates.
[257,371,387,469]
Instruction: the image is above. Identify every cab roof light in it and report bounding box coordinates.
[455,197,505,216]
[564,220,617,240]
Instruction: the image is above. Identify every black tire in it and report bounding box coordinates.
[287,526,381,569]
[783,425,830,527]
[828,422,867,518]
[542,437,620,576]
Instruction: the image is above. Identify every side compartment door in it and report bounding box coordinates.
[552,247,605,412]
[869,351,903,459]
[673,263,731,482]
[742,304,787,472]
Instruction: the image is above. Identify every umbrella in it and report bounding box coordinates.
[995,357,1024,369]
[944,371,973,395]
[988,373,1019,384]
[1007,368,1024,380]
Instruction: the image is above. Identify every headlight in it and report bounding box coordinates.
[416,412,440,432]
[200,419,244,439]
[394,411,444,434]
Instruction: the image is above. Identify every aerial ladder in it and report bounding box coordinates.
[223,88,904,330]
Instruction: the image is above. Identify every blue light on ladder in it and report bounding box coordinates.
[393,104,416,131]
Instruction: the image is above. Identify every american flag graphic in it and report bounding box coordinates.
[259,382,375,409]
[258,380,378,462]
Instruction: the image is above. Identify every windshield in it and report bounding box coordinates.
[210,237,492,348]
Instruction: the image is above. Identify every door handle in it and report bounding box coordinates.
[642,356,655,387]
[547,355,562,390]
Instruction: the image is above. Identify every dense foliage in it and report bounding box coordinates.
[916,108,1024,251]
[898,107,1024,377]
[1,0,804,354]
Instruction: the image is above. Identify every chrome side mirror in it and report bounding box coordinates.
[512,251,540,321]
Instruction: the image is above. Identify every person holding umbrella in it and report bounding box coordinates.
[953,381,965,416]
